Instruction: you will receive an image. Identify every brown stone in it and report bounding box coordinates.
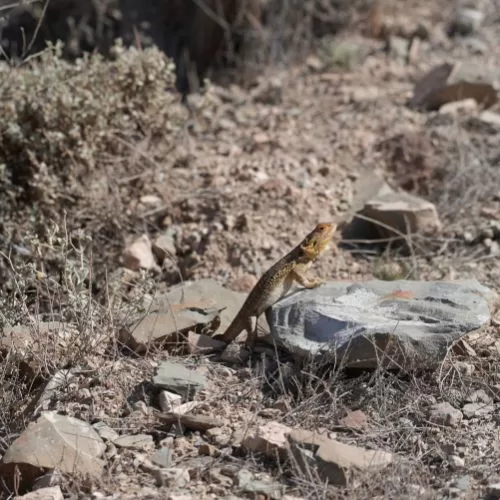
[14,486,64,500]
[119,307,220,354]
[241,422,292,459]
[0,412,105,493]
[123,234,157,271]
[186,332,226,355]
[410,62,498,110]
[339,410,369,431]
[288,429,393,486]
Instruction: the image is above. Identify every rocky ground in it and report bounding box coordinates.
[3,0,500,499]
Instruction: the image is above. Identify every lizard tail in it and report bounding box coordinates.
[213,311,251,344]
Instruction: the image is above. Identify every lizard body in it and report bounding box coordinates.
[214,222,337,347]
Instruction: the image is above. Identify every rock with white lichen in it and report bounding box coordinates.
[267,279,496,369]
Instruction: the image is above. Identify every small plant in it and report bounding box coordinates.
[0,40,189,292]
[0,40,181,208]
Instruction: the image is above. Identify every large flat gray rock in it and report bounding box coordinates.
[266,279,496,369]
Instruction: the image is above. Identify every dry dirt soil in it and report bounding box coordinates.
[3,0,500,498]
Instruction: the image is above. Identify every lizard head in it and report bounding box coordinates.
[300,222,337,260]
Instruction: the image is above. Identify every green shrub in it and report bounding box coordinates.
[0,41,184,209]
[0,41,189,314]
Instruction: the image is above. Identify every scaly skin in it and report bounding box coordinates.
[213,222,337,348]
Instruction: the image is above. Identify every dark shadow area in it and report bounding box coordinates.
[0,0,363,94]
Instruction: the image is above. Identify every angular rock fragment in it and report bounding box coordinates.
[449,8,484,36]
[152,230,177,263]
[186,332,227,355]
[410,62,498,110]
[428,402,463,427]
[386,36,408,61]
[288,429,393,486]
[152,360,206,401]
[119,278,252,352]
[33,369,76,414]
[340,171,394,240]
[113,434,154,450]
[241,422,292,459]
[339,410,369,431]
[439,98,477,116]
[462,402,495,418]
[154,279,252,334]
[478,110,500,127]
[123,234,157,271]
[361,191,441,239]
[236,469,284,499]
[120,309,221,354]
[92,422,119,442]
[466,389,492,404]
[488,482,500,498]
[158,390,182,412]
[151,446,173,468]
[0,412,105,492]
[14,486,63,500]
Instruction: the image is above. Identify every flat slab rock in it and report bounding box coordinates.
[152,360,206,401]
[266,279,496,369]
[0,412,105,492]
[121,279,264,353]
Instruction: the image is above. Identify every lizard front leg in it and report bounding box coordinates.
[291,269,324,289]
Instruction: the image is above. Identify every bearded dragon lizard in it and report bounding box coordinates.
[213,222,337,348]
